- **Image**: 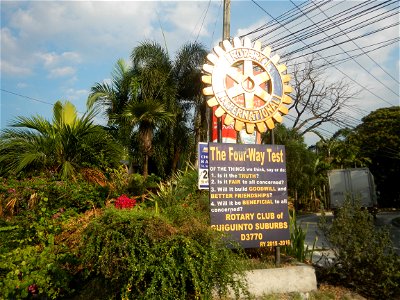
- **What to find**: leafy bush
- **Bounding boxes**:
[0,176,109,217]
[0,176,48,216]
[148,163,206,209]
[0,196,73,255]
[0,244,73,299]
[0,195,77,299]
[126,173,161,197]
[319,199,400,298]
[79,208,249,299]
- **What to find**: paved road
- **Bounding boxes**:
[296,211,400,265]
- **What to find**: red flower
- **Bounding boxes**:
[115,194,137,209]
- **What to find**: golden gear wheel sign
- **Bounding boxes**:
[202,37,292,134]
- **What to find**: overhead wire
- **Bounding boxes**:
[288,0,399,97]
[244,0,373,136]
[0,88,87,118]
[252,0,376,48]
[249,0,397,108]
[252,0,335,43]
[194,0,213,43]
[247,0,398,137]
[241,1,360,139]
[265,0,395,51]
[1,89,54,106]
[280,9,399,57]
[286,37,400,68]
[209,0,223,50]
[241,0,318,38]
[310,0,400,85]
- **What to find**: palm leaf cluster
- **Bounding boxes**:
[0,101,121,179]
[88,41,208,178]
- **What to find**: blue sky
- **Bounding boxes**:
[1,0,399,145]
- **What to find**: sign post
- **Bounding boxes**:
[208,143,290,248]
[201,37,292,259]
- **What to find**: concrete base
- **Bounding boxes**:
[244,265,317,296]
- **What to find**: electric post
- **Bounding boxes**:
[217,0,231,143]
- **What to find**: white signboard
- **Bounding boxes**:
[198,142,209,189]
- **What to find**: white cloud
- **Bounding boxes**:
[1,1,219,78]
[36,51,81,68]
[48,66,76,78]
[64,88,88,101]
[0,60,32,76]
[1,28,34,76]
[163,2,215,38]
[17,82,29,88]
[3,2,159,70]
[1,0,398,141]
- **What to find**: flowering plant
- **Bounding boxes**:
[115,194,137,209]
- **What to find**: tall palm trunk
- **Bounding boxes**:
[143,155,149,178]
[141,127,153,179]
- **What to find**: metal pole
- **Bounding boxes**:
[275,245,281,266]
[223,0,230,40]
[271,129,275,145]
[271,128,280,266]
[218,0,230,143]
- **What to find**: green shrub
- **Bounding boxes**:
[0,176,109,217]
[148,164,207,210]
[319,199,400,299]
[0,243,73,299]
[79,208,249,299]
[0,176,48,216]
[0,196,78,299]
[0,197,75,256]
[126,173,161,197]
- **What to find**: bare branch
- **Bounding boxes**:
[288,56,358,136]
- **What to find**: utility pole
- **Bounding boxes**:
[217,0,231,143]
[223,0,230,41]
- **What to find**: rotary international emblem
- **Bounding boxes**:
[202,37,292,134]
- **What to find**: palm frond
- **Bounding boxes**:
[60,160,77,180]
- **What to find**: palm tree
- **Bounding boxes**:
[86,41,207,178]
[149,42,208,175]
[122,101,174,178]
[87,59,135,150]
[173,42,208,147]
[128,41,177,177]
[0,101,121,179]
[169,42,208,173]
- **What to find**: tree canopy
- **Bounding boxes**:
[351,106,400,207]
[87,41,208,178]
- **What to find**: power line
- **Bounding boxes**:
[246,0,397,138]
[248,0,314,35]
[1,88,54,106]
[264,0,397,51]
[286,37,400,68]
[280,13,399,58]
[288,0,399,97]
[310,0,399,85]
[249,0,397,107]
[194,0,213,43]
[254,0,377,48]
